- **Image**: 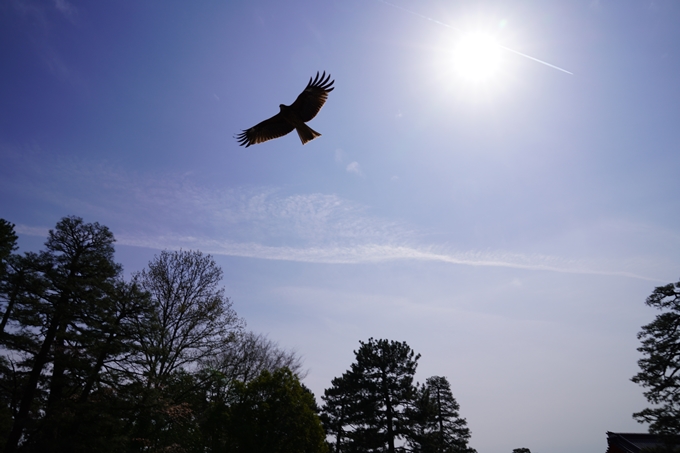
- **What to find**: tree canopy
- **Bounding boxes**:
[321,338,475,453]
[0,217,479,453]
[0,219,18,272]
[632,279,680,436]
[0,216,325,453]
[3,216,127,453]
[222,367,328,453]
[410,376,475,453]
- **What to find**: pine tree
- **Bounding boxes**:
[0,219,20,443]
[411,376,475,453]
[0,219,18,275]
[632,279,680,437]
[0,219,20,335]
[321,338,420,453]
[3,216,124,453]
[321,372,357,453]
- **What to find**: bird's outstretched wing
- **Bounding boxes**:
[289,71,335,123]
[235,113,295,148]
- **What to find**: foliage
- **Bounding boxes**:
[121,249,244,452]
[321,372,357,453]
[409,376,475,453]
[0,218,326,452]
[2,216,131,453]
[349,338,420,453]
[221,368,328,453]
[130,249,244,386]
[322,340,476,453]
[203,330,306,398]
[632,279,680,436]
[0,217,478,453]
[0,219,18,274]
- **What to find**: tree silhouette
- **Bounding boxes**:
[0,219,17,273]
[3,216,123,453]
[321,338,421,453]
[409,376,475,453]
[632,279,680,436]
[223,368,328,453]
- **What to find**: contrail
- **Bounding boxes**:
[374,0,573,75]
[497,46,573,75]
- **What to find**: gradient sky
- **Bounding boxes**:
[2,1,680,452]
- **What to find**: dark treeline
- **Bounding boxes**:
[0,216,476,453]
[320,338,475,453]
[0,217,321,453]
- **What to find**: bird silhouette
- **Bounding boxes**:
[236,71,334,147]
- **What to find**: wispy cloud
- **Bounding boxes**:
[40,47,83,85]
[10,0,48,25]
[2,145,406,246]
[53,0,78,24]
[112,235,665,281]
[10,0,77,24]
[7,0,83,87]
[14,225,50,238]
[3,146,670,282]
[334,148,345,163]
[335,150,364,177]
[346,161,363,176]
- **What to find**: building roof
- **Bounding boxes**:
[607,432,680,453]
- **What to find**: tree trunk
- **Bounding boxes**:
[45,322,68,413]
[0,268,24,336]
[382,369,396,453]
[5,310,63,453]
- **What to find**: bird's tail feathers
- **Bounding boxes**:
[296,124,321,145]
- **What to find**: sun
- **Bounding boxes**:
[453,32,502,82]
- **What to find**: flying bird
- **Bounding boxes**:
[236,71,334,147]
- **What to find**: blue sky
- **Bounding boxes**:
[1,0,680,451]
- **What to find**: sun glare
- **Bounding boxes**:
[453,32,501,82]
